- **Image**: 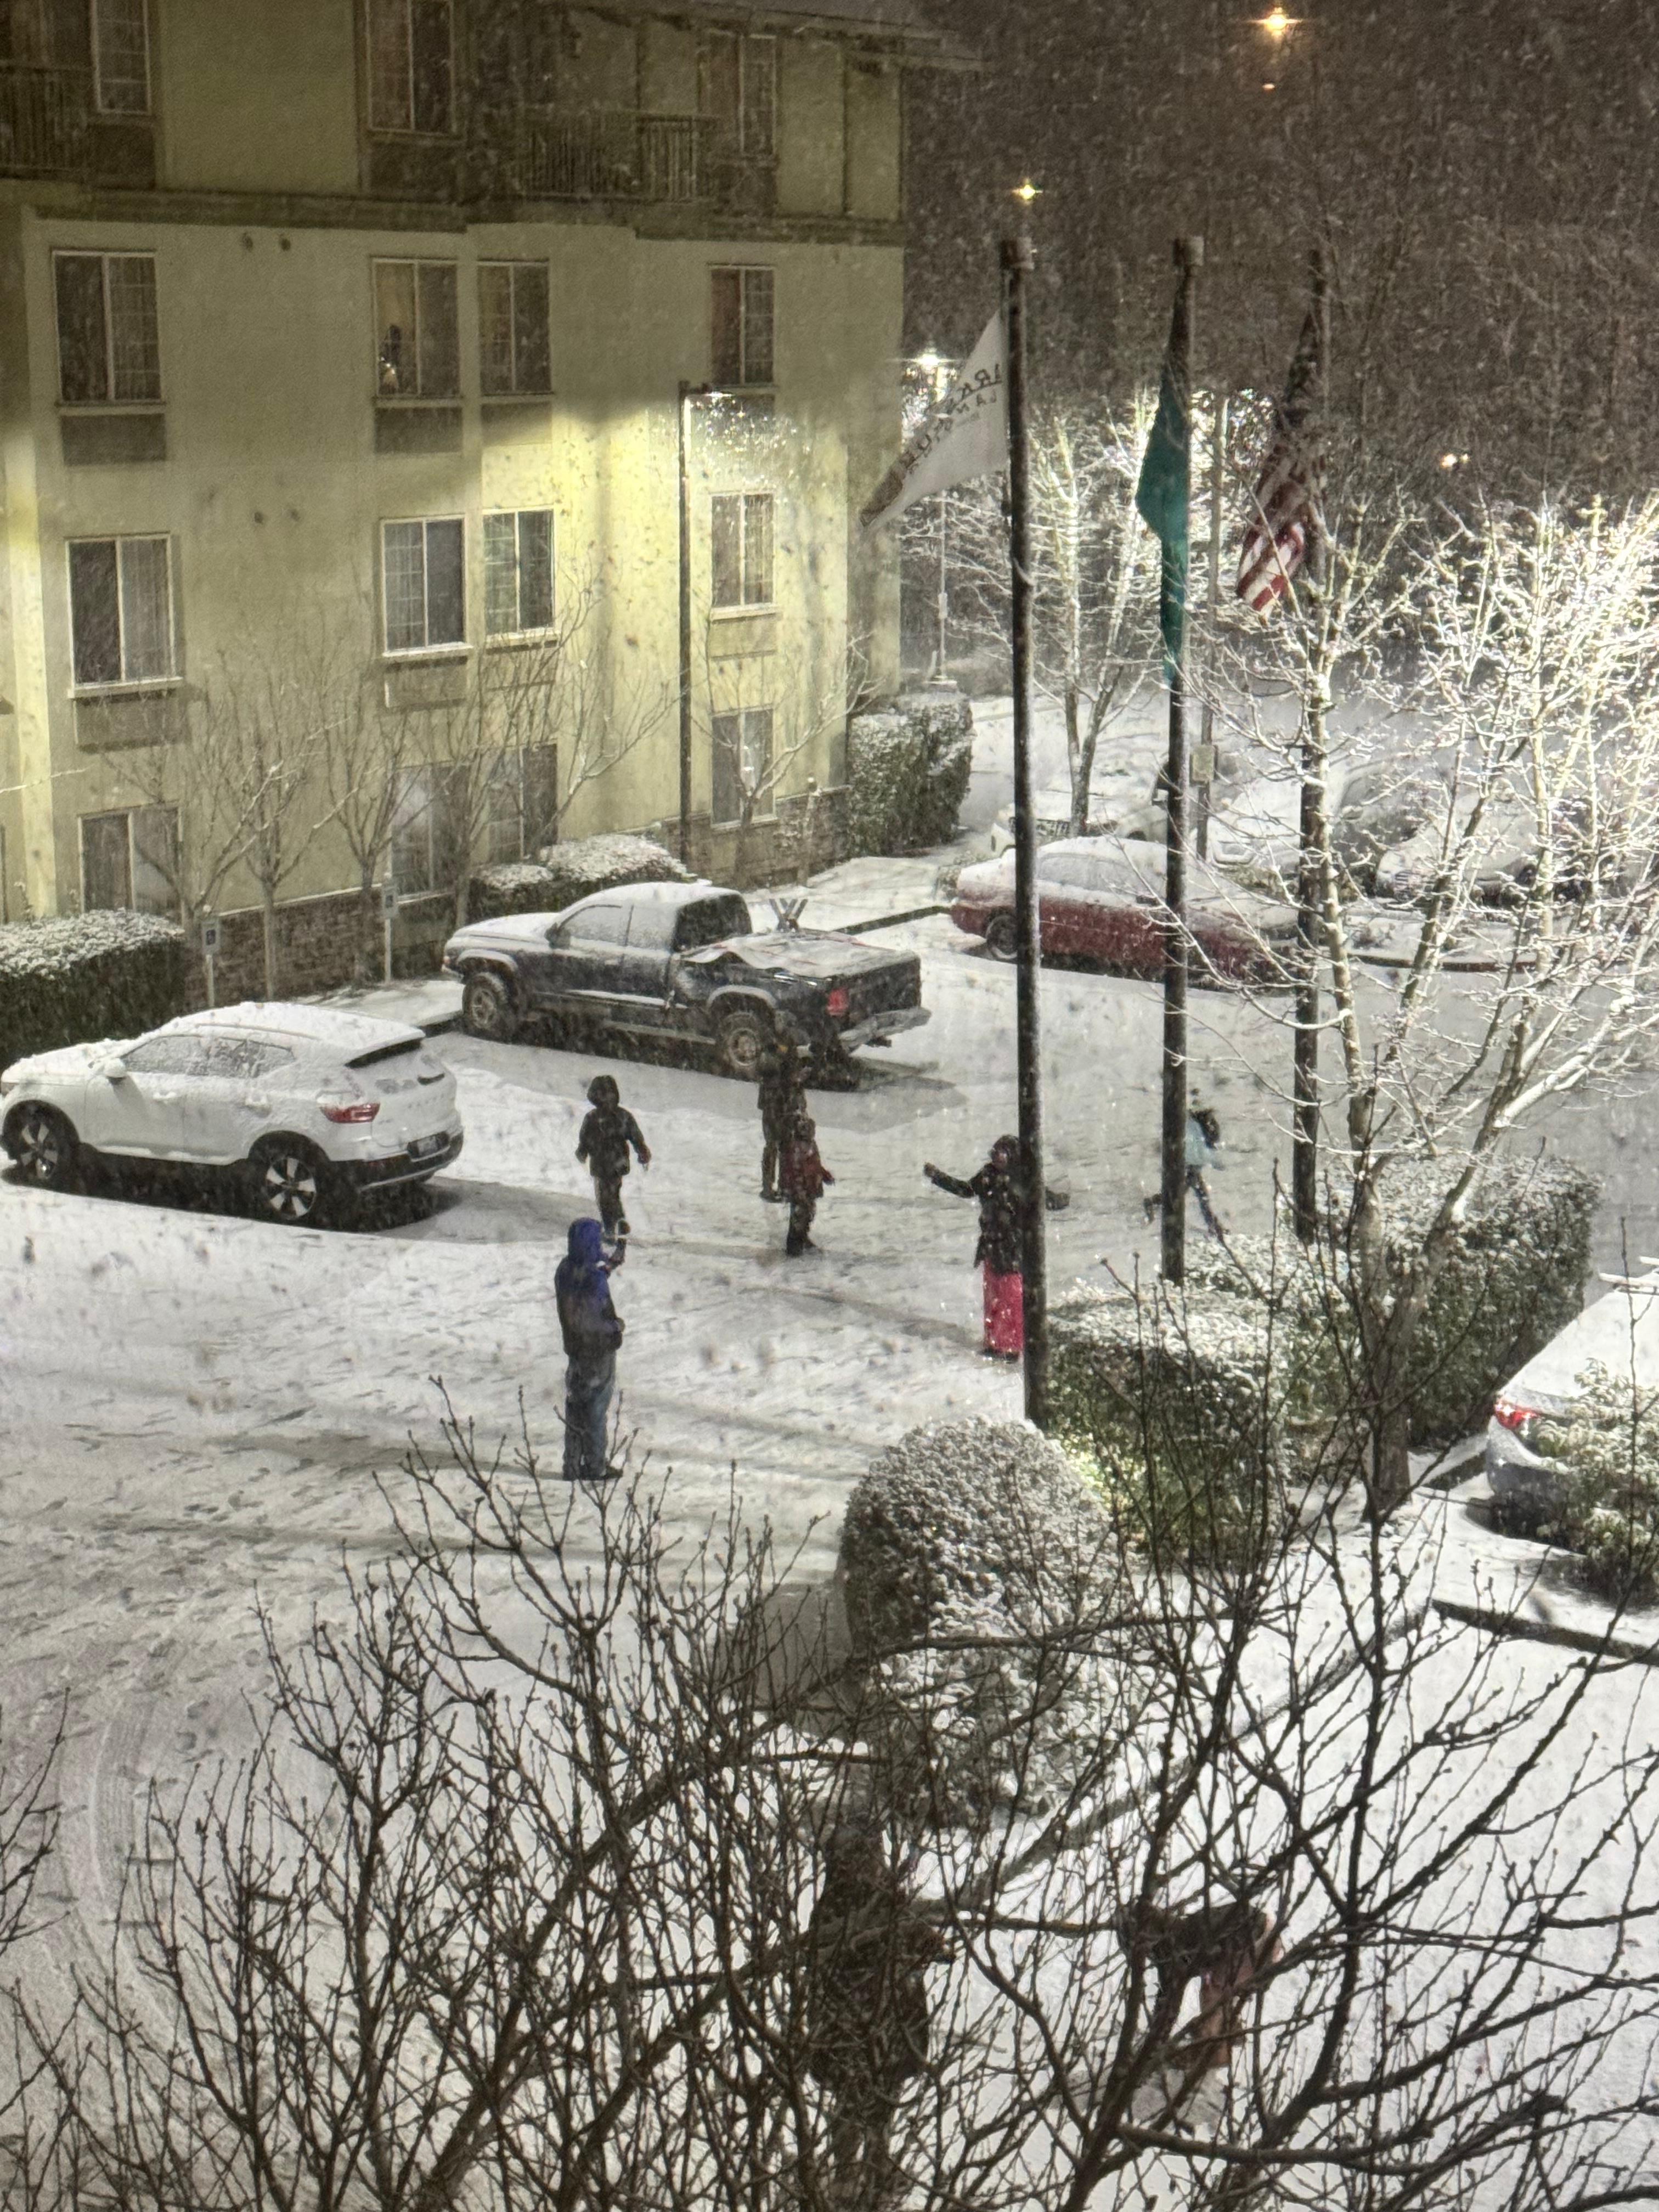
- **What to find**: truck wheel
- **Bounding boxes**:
[462,970,521,1043]
[984,912,1019,962]
[717,1008,770,1080]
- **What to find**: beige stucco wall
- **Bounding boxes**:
[10,202,904,916]
[777,40,845,218]
[845,63,901,223]
[154,0,359,198]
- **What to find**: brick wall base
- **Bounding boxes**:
[180,887,455,1010]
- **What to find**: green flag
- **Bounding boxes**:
[1136,347,1191,679]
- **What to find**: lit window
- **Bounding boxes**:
[382,518,465,654]
[54,253,161,405]
[710,493,774,611]
[367,0,453,135]
[374,259,459,398]
[712,707,775,826]
[710,267,774,388]
[484,510,555,637]
[67,535,173,688]
[92,0,150,115]
[479,263,551,396]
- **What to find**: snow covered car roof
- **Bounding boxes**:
[165,1003,428,1058]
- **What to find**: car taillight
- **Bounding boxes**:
[827,987,851,1019]
[320,1096,380,1124]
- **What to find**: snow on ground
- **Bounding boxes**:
[3,690,1658,2075]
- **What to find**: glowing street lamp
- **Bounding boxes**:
[910,347,958,680]
[1258,7,1295,35]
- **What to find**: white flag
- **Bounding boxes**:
[859,309,1008,538]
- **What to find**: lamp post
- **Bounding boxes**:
[913,347,955,682]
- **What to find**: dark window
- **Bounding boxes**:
[93,0,150,115]
[710,493,774,611]
[374,260,459,399]
[391,764,467,895]
[701,32,775,157]
[710,267,774,389]
[486,743,559,864]
[674,896,749,951]
[483,510,555,637]
[712,707,775,826]
[68,536,173,687]
[80,805,176,915]
[55,254,161,405]
[368,0,453,134]
[479,263,551,397]
[625,902,677,950]
[382,518,465,654]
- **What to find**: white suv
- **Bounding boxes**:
[1,1003,463,1228]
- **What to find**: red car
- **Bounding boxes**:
[949,836,1299,986]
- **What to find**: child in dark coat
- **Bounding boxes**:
[575,1074,651,1240]
[780,1110,833,1256]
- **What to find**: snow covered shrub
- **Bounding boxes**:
[844,694,973,857]
[1534,1363,1659,1606]
[0,911,187,1064]
[1322,1158,1599,1443]
[838,1419,1119,1819]
[1048,1271,1336,1566]
[468,834,690,922]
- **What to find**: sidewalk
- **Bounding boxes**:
[309,973,463,1035]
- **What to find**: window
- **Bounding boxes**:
[122,1035,206,1077]
[367,0,453,135]
[674,894,751,950]
[54,253,161,406]
[390,765,466,895]
[92,0,150,115]
[484,510,555,639]
[486,744,558,863]
[201,1036,295,1080]
[80,805,177,915]
[68,535,174,689]
[712,707,775,826]
[568,904,628,945]
[710,493,775,611]
[382,518,465,656]
[479,263,551,397]
[701,31,776,158]
[710,267,774,389]
[374,261,459,399]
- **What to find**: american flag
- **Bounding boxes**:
[1236,305,1325,613]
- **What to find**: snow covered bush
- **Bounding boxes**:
[1534,1363,1659,1606]
[0,910,187,1064]
[844,693,973,857]
[468,833,690,921]
[837,1419,1119,1819]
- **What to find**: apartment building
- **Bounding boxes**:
[0,0,955,985]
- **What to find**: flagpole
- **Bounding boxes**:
[1291,241,1330,1245]
[1160,236,1202,1286]
[1003,223,1048,1428]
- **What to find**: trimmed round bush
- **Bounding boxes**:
[0,911,187,1065]
[845,694,973,857]
[838,1419,1119,1820]
[1534,1362,1659,1607]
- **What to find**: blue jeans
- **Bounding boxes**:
[562,1351,616,1481]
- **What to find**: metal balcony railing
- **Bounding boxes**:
[0,64,88,177]
[503,109,715,204]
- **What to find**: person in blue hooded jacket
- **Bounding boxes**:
[555,1218,625,1481]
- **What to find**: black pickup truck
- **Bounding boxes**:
[442,882,930,1077]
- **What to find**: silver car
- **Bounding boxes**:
[1,1003,463,1227]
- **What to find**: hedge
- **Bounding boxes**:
[1051,1157,1600,1547]
[0,911,187,1066]
[838,1419,1119,1820]
[1533,1362,1659,1605]
[844,693,974,857]
[469,834,690,922]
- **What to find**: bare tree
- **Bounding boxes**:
[700,637,865,887]
[944,396,1161,834]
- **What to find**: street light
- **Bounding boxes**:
[1257,7,1296,35]
[910,346,956,682]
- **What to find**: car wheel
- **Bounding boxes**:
[462,970,521,1043]
[6,1104,80,1190]
[248,1139,333,1227]
[984,912,1019,962]
[718,1008,771,1080]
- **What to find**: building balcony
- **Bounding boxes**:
[494,108,718,205]
[0,63,88,178]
